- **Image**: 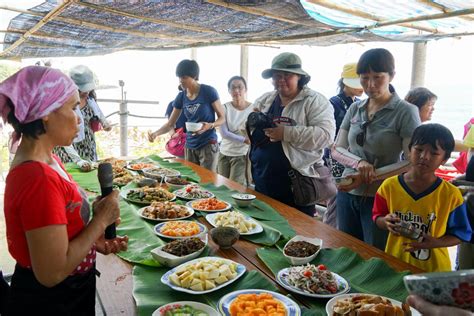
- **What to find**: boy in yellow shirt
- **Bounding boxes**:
[373,123,472,272]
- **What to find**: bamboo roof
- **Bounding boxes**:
[0,0,473,59]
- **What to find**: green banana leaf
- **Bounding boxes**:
[133,267,280,316]
[199,183,296,246]
[256,246,411,316]
[65,163,101,193]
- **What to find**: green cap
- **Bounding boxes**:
[262,52,309,79]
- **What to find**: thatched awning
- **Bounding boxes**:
[0,0,473,59]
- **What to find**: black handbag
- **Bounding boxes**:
[288,165,337,206]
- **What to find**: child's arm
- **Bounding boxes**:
[403,234,461,252]
[375,214,401,235]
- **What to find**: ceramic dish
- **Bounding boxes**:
[283,235,323,265]
[276,267,350,298]
[165,176,196,191]
[150,235,207,267]
[120,188,176,205]
[152,301,219,316]
[404,270,474,311]
[231,193,256,208]
[126,162,157,171]
[161,257,246,294]
[205,212,263,235]
[143,167,181,179]
[174,186,214,201]
[137,203,194,222]
[186,198,232,212]
[326,293,420,316]
[218,289,301,316]
[153,220,207,239]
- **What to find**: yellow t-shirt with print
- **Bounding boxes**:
[373,175,471,272]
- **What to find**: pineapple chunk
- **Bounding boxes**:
[190,281,204,291]
[169,273,181,286]
[181,275,193,288]
[178,270,191,280]
[190,278,201,286]
[204,280,216,290]
[219,264,232,277]
[214,275,228,284]
[207,269,220,279]
[200,271,210,280]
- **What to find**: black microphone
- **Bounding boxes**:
[98,162,116,239]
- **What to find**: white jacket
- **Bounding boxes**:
[253,86,335,177]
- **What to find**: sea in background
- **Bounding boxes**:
[13,38,471,146]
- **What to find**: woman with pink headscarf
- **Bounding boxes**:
[0,66,128,314]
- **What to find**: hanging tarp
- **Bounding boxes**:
[0,0,473,59]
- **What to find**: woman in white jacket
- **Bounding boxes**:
[248,52,336,215]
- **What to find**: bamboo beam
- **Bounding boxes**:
[75,1,220,34]
[416,0,474,21]
[205,0,316,26]
[307,0,441,33]
[0,1,73,57]
[0,4,200,43]
[375,8,474,28]
[0,28,104,45]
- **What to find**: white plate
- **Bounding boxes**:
[152,301,219,316]
[326,293,421,316]
[174,188,215,201]
[276,267,350,298]
[218,289,301,316]
[137,204,194,222]
[126,162,157,171]
[153,221,207,239]
[143,167,181,178]
[120,188,176,205]
[186,199,232,212]
[205,212,263,235]
[161,256,246,294]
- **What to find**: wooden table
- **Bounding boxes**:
[96,159,423,315]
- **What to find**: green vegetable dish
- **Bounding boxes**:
[163,305,208,316]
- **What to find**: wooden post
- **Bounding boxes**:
[410,41,427,88]
[240,44,249,81]
[191,48,197,60]
[119,80,128,156]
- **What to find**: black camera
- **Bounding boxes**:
[246,112,275,130]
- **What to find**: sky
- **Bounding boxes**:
[1,1,473,138]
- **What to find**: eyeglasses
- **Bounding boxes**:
[356,120,371,146]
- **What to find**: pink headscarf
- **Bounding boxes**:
[0,66,77,150]
[0,65,77,124]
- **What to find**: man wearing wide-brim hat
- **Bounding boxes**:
[247,52,337,216]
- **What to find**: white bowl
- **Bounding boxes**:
[231,193,256,208]
[404,270,474,311]
[185,122,203,132]
[283,235,323,265]
[150,235,207,267]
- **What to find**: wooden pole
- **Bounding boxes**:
[240,44,248,82]
[190,48,197,60]
[410,41,427,88]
